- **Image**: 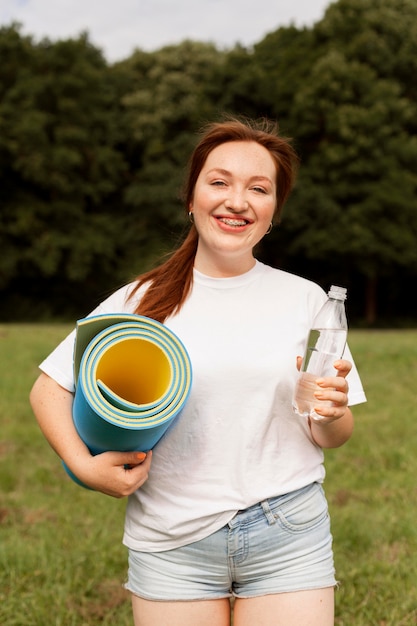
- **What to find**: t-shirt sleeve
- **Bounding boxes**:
[39,328,77,392]
[343,343,367,406]
[38,282,140,392]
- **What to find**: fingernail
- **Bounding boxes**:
[136,452,146,461]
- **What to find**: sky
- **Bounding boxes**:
[0,0,333,62]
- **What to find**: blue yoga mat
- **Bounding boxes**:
[64,313,192,487]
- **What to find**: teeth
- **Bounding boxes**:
[219,218,247,226]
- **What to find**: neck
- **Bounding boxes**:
[193,250,256,278]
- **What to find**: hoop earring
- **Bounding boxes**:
[188,211,194,224]
[266,222,273,235]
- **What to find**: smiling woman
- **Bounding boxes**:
[189,140,277,276]
[30,115,366,626]
[130,117,298,321]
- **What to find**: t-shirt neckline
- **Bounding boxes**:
[193,260,263,289]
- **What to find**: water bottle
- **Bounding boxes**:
[292,285,348,419]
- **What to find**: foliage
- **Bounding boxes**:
[253,0,417,323]
[287,0,417,266]
[119,41,226,262]
[0,26,133,317]
[0,0,416,323]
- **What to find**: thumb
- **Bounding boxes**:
[334,359,352,378]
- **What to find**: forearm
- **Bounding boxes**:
[309,407,354,448]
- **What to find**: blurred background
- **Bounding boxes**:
[1,0,416,326]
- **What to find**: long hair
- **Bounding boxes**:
[129,116,299,322]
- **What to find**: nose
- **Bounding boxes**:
[224,189,248,213]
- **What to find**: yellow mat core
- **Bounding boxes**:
[95,338,172,405]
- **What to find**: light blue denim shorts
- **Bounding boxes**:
[125,482,336,600]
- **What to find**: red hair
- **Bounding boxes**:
[129,117,299,322]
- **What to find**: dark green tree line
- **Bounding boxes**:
[0,25,134,316]
[250,0,417,323]
[0,0,416,324]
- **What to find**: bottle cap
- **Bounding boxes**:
[328,285,347,301]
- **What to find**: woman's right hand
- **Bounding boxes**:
[74,449,153,497]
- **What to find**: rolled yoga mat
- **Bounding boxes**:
[64,313,192,487]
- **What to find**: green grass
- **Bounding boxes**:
[0,324,132,626]
[325,330,417,625]
[1,325,417,625]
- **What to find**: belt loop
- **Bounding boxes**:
[261,499,276,525]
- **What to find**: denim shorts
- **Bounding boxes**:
[125,482,336,600]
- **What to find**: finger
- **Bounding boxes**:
[125,450,153,471]
[108,450,148,468]
[317,374,348,392]
[122,451,153,491]
[296,356,303,371]
[333,376,349,395]
[333,359,352,377]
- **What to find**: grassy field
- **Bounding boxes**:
[1,324,416,625]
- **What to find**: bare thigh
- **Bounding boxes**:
[131,594,231,626]
[233,587,334,626]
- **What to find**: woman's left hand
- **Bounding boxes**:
[296,357,354,448]
[310,358,351,424]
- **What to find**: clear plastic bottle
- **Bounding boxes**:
[292,285,348,419]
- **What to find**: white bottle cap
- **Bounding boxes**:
[328,285,347,300]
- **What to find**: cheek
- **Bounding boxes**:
[259,202,276,223]
[190,190,213,215]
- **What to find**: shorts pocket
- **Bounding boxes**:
[274,483,329,534]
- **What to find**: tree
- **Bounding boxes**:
[0,26,132,316]
[1,3,416,324]
[251,25,321,125]
[263,0,417,323]
[203,43,275,120]
[118,41,227,269]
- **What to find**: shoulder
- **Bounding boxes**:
[256,261,325,297]
[93,280,150,315]
[254,262,328,320]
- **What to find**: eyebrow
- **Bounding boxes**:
[206,168,273,183]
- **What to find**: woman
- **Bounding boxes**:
[30,117,366,626]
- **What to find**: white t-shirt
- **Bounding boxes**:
[40,261,366,551]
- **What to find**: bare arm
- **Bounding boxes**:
[29,372,152,497]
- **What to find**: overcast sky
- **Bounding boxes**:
[1,0,333,62]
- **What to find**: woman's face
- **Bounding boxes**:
[189,140,277,276]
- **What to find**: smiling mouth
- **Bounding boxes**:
[217,217,250,226]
